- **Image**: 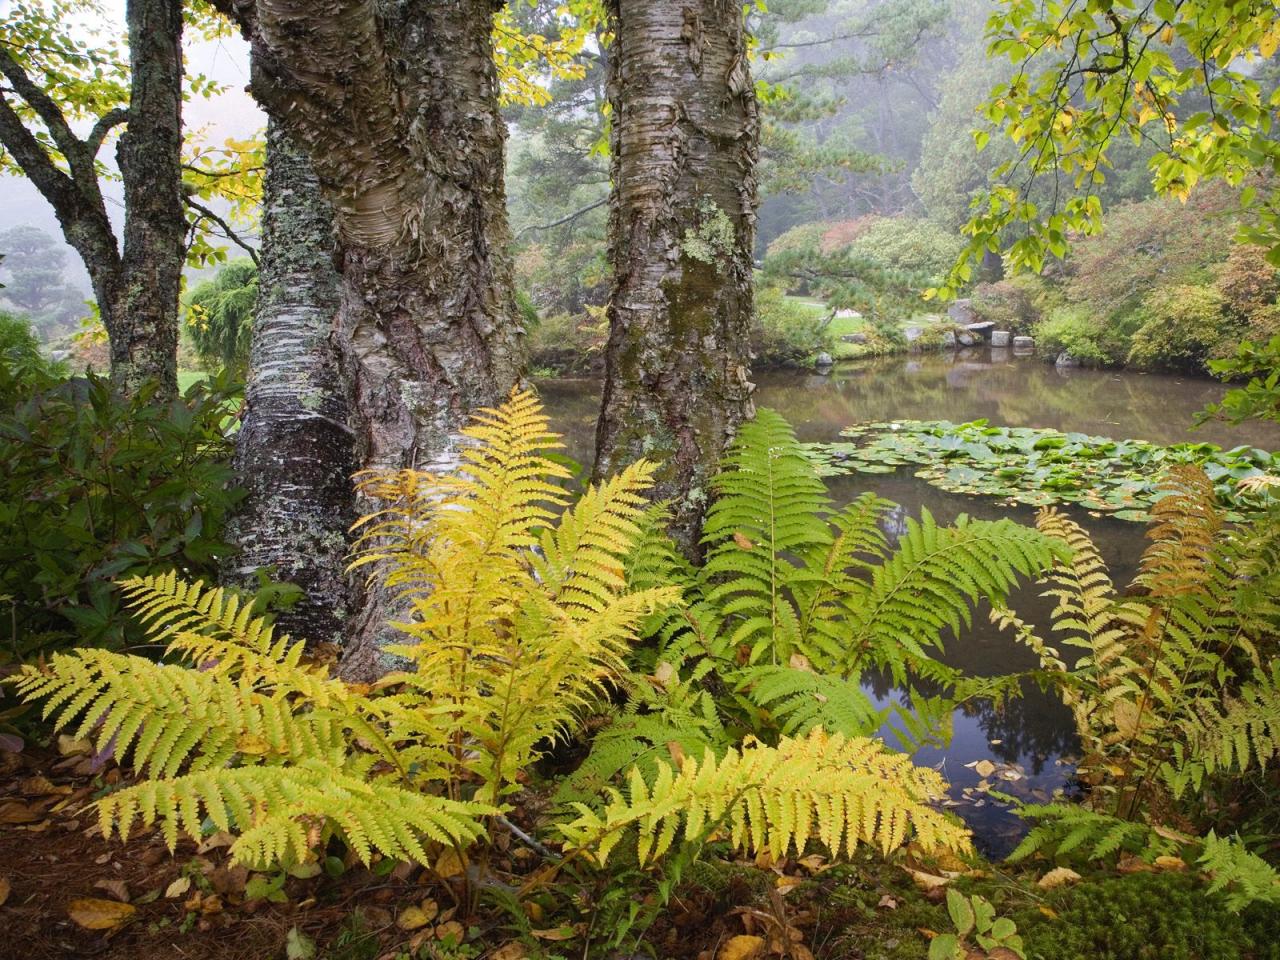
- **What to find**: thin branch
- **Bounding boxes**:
[185,196,260,267]
[86,107,129,156]
[0,46,86,165]
[515,197,607,238]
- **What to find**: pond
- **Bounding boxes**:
[535,350,1280,855]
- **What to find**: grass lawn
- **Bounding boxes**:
[178,370,208,391]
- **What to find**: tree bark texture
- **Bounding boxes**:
[111,0,185,396]
[212,0,524,676]
[594,0,760,556]
[216,0,523,473]
[0,0,185,398]
[227,121,354,646]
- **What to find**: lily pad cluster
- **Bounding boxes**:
[810,419,1280,521]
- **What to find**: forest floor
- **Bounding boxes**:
[0,736,964,960]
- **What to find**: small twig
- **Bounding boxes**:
[499,815,560,861]
[184,196,260,267]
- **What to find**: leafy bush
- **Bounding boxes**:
[1127,284,1236,372]
[970,276,1045,333]
[0,371,242,654]
[525,307,607,375]
[0,310,64,392]
[844,216,966,285]
[184,259,257,376]
[752,286,830,366]
[1033,304,1128,366]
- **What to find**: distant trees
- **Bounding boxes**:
[593,0,761,555]
[0,0,186,396]
[184,259,256,376]
[0,225,86,336]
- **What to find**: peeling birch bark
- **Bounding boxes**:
[594,0,760,557]
[211,0,524,675]
[228,122,353,646]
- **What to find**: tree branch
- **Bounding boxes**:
[0,47,87,167]
[515,197,607,238]
[86,107,130,156]
[185,196,261,267]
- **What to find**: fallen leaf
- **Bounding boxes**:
[165,877,191,898]
[718,934,766,960]
[434,848,465,880]
[397,899,439,931]
[1037,867,1082,890]
[531,926,577,941]
[285,926,316,960]
[733,532,755,551]
[67,898,136,930]
[93,879,130,902]
[1038,905,1059,920]
[0,876,10,906]
[1154,855,1187,872]
[57,735,91,757]
[906,868,951,891]
[973,759,996,778]
[435,920,465,942]
[489,944,528,960]
[789,653,812,672]
[878,894,898,910]
[0,802,40,824]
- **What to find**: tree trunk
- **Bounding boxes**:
[227,121,354,646]
[594,0,760,556]
[110,0,185,398]
[213,0,524,676]
[0,0,184,399]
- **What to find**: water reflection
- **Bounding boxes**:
[535,352,1280,854]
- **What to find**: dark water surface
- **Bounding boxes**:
[536,352,1280,854]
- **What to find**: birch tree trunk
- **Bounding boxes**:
[227,122,353,645]
[212,0,523,675]
[594,0,760,556]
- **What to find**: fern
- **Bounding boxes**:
[735,665,886,738]
[1005,803,1176,864]
[1198,831,1280,911]
[559,727,971,867]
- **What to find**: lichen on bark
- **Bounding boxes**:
[594,0,761,557]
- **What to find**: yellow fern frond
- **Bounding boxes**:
[559,727,970,867]
[99,762,494,869]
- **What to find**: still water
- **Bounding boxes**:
[536,351,1280,854]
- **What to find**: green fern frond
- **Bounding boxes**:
[1198,831,1280,911]
[560,727,970,867]
[843,512,1065,683]
[735,665,886,738]
[1005,803,1175,864]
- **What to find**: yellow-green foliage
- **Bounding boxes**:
[15,391,972,877]
[997,467,1280,814]
[558,727,970,867]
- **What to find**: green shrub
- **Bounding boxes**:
[1127,284,1237,372]
[845,216,966,286]
[1033,305,1128,366]
[752,286,830,365]
[525,307,607,375]
[1012,872,1280,960]
[184,260,257,376]
[970,276,1046,333]
[0,310,64,394]
[0,371,243,656]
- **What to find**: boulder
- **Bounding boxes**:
[1012,335,1035,351]
[842,332,869,344]
[958,331,979,347]
[941,330,957,349]
[990,330,1011,348]
[947,299,976,325]
[1055,351,1081,368]
[814,352,834,371]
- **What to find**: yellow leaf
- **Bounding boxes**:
[1154,856,1187,872]
[906,868,951,891]
[531,926,577,941]
[718,934,766,960]
[973,759,996,778]
[236,733,272,755]
[398,899,439,930]
[1037,867,1082,889]
[1038,905,1059,920]
[435,920,465,942]
[165,877,191,899]
[733,532,755,550]
[68,898,137,930]
[0,876,10,906]
[489,944,528,960]
[434,849,465,880]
